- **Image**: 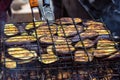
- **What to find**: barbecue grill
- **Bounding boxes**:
[0,0,120,80]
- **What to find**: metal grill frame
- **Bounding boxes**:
[0,1,120,80]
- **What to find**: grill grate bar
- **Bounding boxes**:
[1,0,120,80]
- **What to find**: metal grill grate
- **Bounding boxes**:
[0,0,120,80]
[1,60,120,80]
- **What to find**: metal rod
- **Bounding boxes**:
[30,8,42,57]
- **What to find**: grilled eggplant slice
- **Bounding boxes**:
[72,30,99,42]
[84,20,104,26]
[32,25,57,38]
[97,39,115,48]
[105,51,120,59]
[87,24,105,30]
[1,54,16,69]
[87,24,110,35]
[94,48,117,58]
[46,44,75,55]
[55,44,75,53]
[46,44,75,54]
[74,51,89,62]
[5,58,17,69]
[95,37,117,58]
[25,21,46,30]
[56,17,82,24]
[40,35,72,44]
[94,30,110,35]
[4,24,19,36]
[74,50,93,62]
[8,47,37,60]
[5,35,36,45]
[80,30,99,39]
[39,54,58,64]
[75,39,94,48]
[58,25,83,37]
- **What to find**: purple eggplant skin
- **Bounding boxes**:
[104,51,120,59]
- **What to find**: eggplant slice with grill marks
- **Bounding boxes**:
[39,54,58,64]
[56,17,82,25]
[25,21,46,30]
[72,30,99,42]
[94,39,118,58]
[5,35,36,45]
[8,47,37,60]
[1,54,17,69]
[83,20,104,26]
[32,25,57,38]
[87,24,110,35]
[4,58,17,69]
[96,39,115,48]
[46,44,75,54]
[54,44,75,54]
[57,25,83,37]
[75,39,95,48]
[94,48,118,58]
[40,35,72,44]
[80,30,99,39]
[4,24,19,36]
[74,51,89,62]
[74,50,94,62]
